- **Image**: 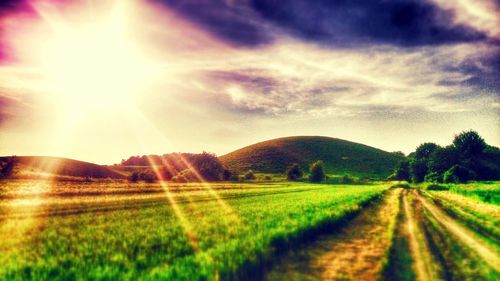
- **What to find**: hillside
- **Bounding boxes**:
[220,136,404,178]
[0,156,125,179]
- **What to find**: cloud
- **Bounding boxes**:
[173,42,499,117]
[158,0,489,48]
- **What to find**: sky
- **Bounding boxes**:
[0,0,499,164]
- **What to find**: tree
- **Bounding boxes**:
[414,143,440,160]
[0,157,16,179]
[286,163,303,181]
[443,165,476,183]
[391,160,410,182]
[191,152,225,181]
[410,159,427,183]
[427,146,459,178]
[128,171,139,182]
[453,130,486,158]
[309,160,325,183]
[244,170,256,180]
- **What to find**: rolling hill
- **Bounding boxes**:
[0,156,125,179]
[220,136,404,178]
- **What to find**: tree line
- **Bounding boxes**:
[389,130,499,183]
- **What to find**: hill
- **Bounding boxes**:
[220,136,404,178]
[0,156,125,179]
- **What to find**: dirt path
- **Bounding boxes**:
[403,191,428,281]
[264,188,402,281]
[416,191,500,270]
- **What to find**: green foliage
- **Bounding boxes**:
[424,172,442,183]
[397,130,500,183]
[244,170,256,180]
[410,159,427,183]
[414,142,440,160]
[286,163,303,181]
[308,160,325,183]
[425,184,450,191]
[443,165,476,183]
[453,130,486,158]
[219,136,404,179]
[390,160,410,182]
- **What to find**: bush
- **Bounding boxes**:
[140,170,157,183]
[0,157,16,179]
[191,152,225,181]
[424,172,442,183]
[443,165,476,183]
[309,160,325,183]
[410,159,427,183]
[341,175,355,184]
[244,170,256,181]
[128,171,139,182]
[286,163,303,181]
[264,175,272,181]
[389,160,410,182]
[426,184,449,191]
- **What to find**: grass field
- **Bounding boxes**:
[1,180,498,280]
[0,180,388,280]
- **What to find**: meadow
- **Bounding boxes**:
[0,180,388,280]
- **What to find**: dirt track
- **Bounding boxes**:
[263,187,499,280]
[265,189,401,281]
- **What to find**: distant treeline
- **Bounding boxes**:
[389,130,500,183]
[121,152,238,182]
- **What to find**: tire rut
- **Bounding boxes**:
[264,188,401,281]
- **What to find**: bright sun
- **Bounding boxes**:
[32,1,155,111]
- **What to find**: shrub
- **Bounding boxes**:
[443,165,476,183]
[140,170,157,183]
[410,159,427,183]
[424,172,442,183]
[341,175,355,184]
[0,157,16,179]
[309,160,325,183]
[389,160,410,182]
[264,175,272,181]
[244,170,256,181]
[286,163,303,181]
[128,171,139,182]
[426,184,449,191]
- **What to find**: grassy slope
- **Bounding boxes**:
[220,136,403,178]
[0,156,125,179]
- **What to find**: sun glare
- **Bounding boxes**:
[7,0,159,113]
[39,2,154,110]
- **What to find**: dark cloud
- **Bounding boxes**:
[441,48,500,93]
[154,0,273,46]
[157,0,487,48]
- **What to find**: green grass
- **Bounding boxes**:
[220,136,403,179]
[422,182,500,246]
[448,182,500,205]
[420,206,499,280]
[0,180,389,280]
